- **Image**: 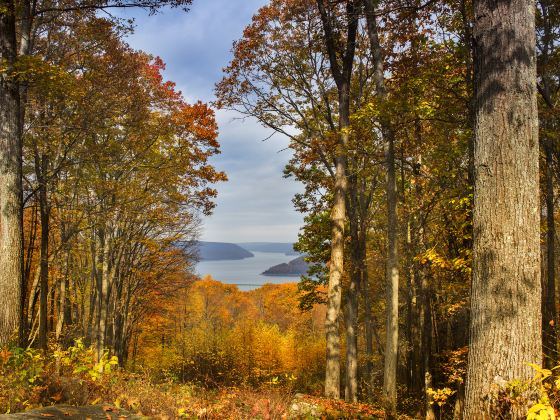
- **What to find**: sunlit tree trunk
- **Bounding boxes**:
[316,0,358,399]
[464,0,542,416]
[0,0,23,346]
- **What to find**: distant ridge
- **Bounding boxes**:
[238,242,299,256]
[196,241,254,261]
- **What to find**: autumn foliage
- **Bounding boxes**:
[134,277,326,392]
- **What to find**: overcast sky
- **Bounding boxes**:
[118,1,304,243]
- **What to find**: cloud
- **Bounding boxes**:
[117,1,304,242]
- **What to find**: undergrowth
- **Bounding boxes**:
[0,340,387,419]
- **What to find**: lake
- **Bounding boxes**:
[195,251,301,291]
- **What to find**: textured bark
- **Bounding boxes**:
[463,0,542,417]
[324,153,346,398]
[0,0,23,346]
[316,0,358,399]
[363,0,399,412]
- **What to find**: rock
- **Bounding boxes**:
[0,405,149,420]
[288,396,322,419]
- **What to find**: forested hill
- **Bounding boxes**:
[237,242,299,255]
[262,256,309,276]
[197,241,254,260]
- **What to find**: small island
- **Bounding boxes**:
[262,256,309,276]
[197,241,254,261]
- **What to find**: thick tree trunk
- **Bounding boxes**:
[0,0,23,346]
[463,0,542,417]
[324,151,347,398]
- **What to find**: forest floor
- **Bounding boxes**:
[0,390,390,419]
[0,345,393,419]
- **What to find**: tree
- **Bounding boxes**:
[463,0,542,417]
[536,0,560,370]
[315,0,359,400]
[362,0,399,411]
[0,0,23,346]
[0,0,193,348]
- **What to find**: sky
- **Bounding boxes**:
[117,1,304,243]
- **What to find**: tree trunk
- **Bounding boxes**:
[384,131,399,414]
[21,202,38,346]
[422,270,435,420]
[363,249,375,402]
[537,0,557,371]
[363,1,399,412]
[95,225,104,358]
[324,114,348,399]
[0,0,23,346]
[36,153,49,350]
[464,0,542,417]
[345,191,360,402]
[97,226,110,362]
[315,0,358,399]
[543,134,557,369]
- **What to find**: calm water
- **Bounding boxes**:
[196,251,301,291]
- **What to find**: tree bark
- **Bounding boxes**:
[0,0,23,346]
[464,0,542,417]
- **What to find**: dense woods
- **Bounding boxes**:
[0,0,559,418]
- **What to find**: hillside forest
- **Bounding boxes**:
[0,0,558,418]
